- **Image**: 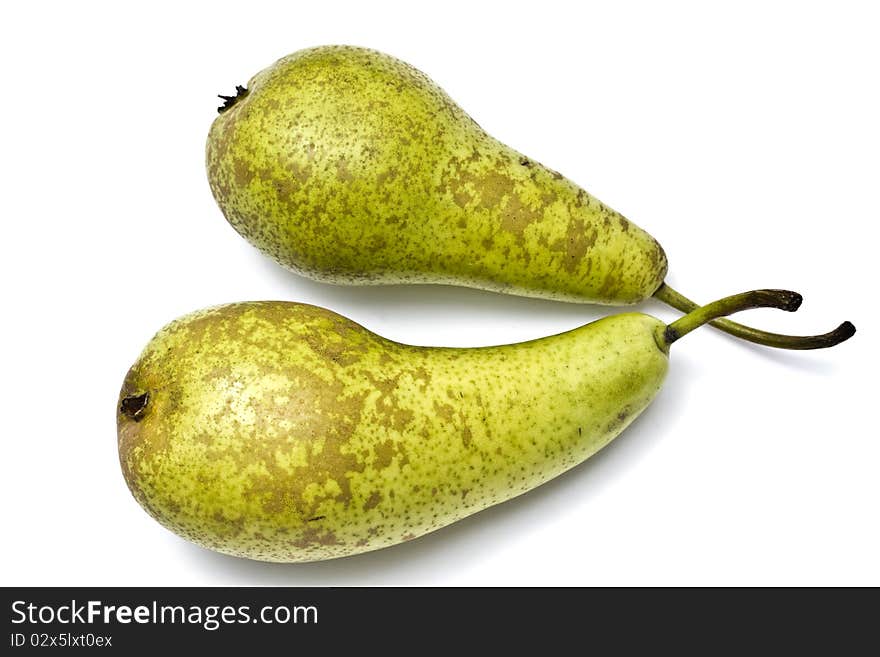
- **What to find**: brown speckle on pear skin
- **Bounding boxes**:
[117,302,669,562]
[205,46,669,306]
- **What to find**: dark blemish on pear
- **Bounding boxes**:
[120,392,149,421]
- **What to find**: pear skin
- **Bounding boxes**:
[118,302,668,562]
[206,46,667,305]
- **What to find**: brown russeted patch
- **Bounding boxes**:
[499,194,543,241]
[374,439,395,469]
[362,491,382,511]
[550,217,598,274]
[290,524,340,548]
[433,400,455,423]
[232,157,255,187]
[363,370,415,431]
[477,170,515,209]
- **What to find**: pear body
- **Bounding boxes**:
[206,46,667,305]
[118,302,668,562]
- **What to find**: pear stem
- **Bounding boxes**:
[663,289,805,347]
[654,283,855,350]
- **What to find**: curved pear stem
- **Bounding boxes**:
[654,283,855,350]
[664,289,806,348]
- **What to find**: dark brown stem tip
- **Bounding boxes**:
[830,321,856,345]
[786,320,855,350]
[756,289,802,312]
[777,290,803,312]
[120,392,149,421]
[217,85,248,114]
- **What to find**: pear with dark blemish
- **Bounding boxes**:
[206,45,852,351]
[119,290,813,562]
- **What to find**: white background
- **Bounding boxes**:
[2,1,877,586]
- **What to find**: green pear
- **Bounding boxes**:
[206,46,852,350]
[207,46,664,304]
[118,289,807,562]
